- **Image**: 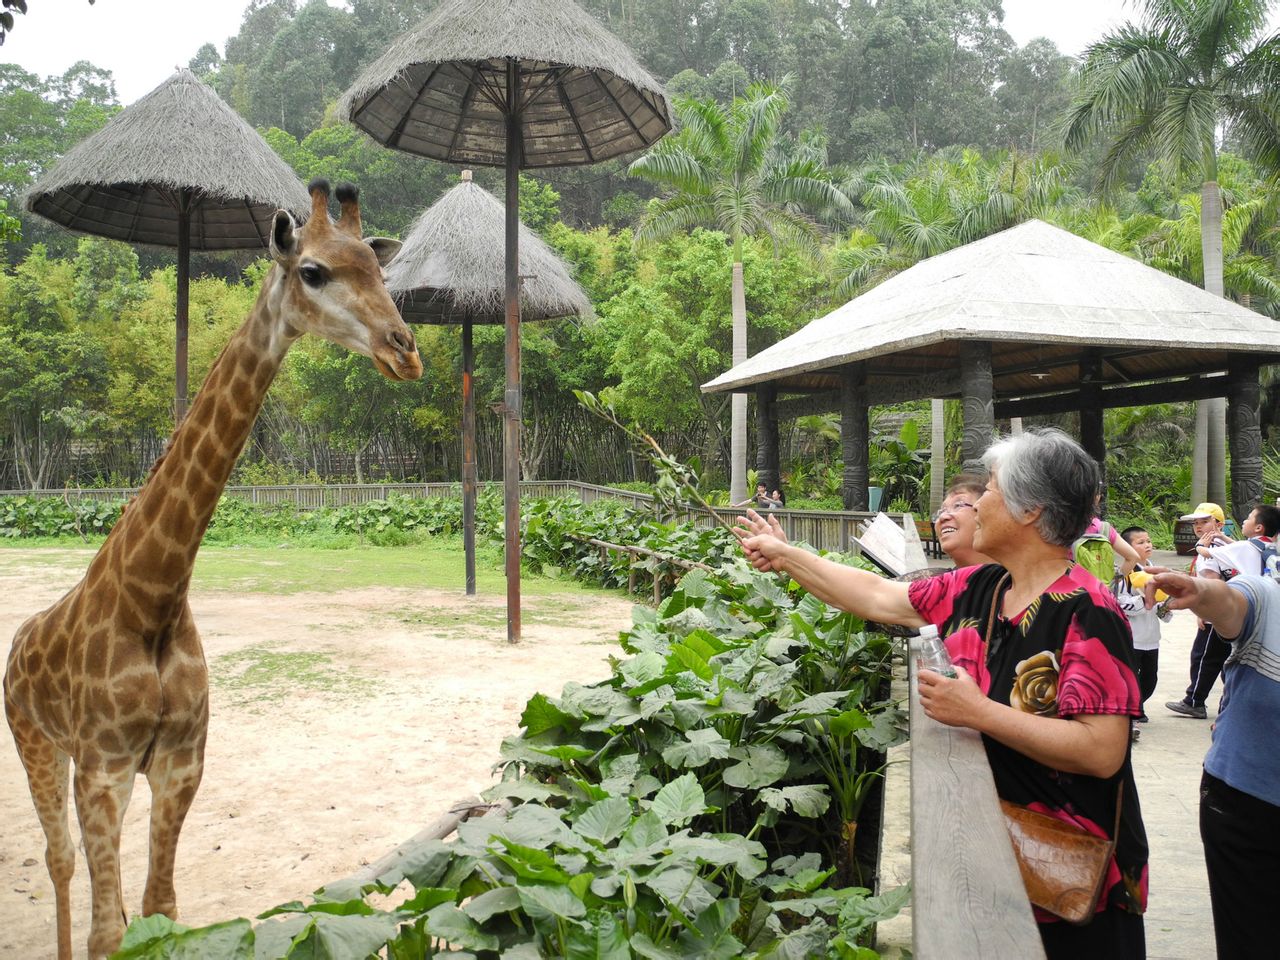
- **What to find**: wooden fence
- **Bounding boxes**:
[902,649,1043,958]
[3,481,928,556]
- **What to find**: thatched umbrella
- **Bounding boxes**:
[389,169,590,594]
[22,68,310,421]
[338,0,670,642]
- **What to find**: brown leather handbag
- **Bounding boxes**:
[999,789,1121,924]
[981,573,1123,925]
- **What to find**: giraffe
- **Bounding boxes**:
[3,179,422,960]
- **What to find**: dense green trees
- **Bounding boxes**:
[1066,0,1280,507]
[630,75,850,502]
[2,0,1280,518]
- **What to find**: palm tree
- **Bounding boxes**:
[835,148,1077,298]
[629,76,852,504]
[1064,0,1280,507]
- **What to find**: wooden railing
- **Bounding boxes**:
[903,652,1043,958]
[3,482,909,556]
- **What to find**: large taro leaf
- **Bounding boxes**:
[722,743,790,790]
[520,692,581,737]
[619,650,666,688]
[278,912,401,959]
[758,784,832,818]
[644,865,719,921]
[573,797,634,845]
[516,882,588,922]
[492,838,572,884]
[672,897,744,960]
[423,903,500,952]
[565,909,632,960]
[113,917,253,959]
[661,728,731,770]
[461,886,521,924]
[612,810,669,868]
[667,834,767,880]
[649,772,709,826]
[854,705,909,751]
[599,751,643,796]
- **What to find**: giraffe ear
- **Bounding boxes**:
[365,237,401,268]
[270,210,299,261]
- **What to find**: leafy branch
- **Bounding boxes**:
[575,389,740,537]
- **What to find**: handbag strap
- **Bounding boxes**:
[982,571,1012,661]
[983,569,1127,845]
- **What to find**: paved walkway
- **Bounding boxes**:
[879,548,1219,958]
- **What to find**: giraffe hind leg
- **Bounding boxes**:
[142,743,205,920]
[5,701,76,960]
[73,761,136,959]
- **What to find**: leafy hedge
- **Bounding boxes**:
[117,557,906,959]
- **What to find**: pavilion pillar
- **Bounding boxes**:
[840,362,869,511]
[960,341,994,472]
[1079,350,1106,509]
[1227,356,1263,523]
[755,382,780,496]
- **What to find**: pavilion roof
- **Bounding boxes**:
[703,219,1280,399]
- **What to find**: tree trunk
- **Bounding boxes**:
[730,258,748,504]
[1200,179,1227,507]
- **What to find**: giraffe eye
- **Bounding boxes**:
[299,264,327,288]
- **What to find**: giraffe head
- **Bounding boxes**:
[269,179,423,382]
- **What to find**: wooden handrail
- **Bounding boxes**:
[906,654,1043,958]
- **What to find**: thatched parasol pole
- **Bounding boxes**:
[175,188,192,422]
[503,57,523,643]
[462,312,477,596]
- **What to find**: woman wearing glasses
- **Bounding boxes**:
[933,473,992,568]
[738,428,1147,959]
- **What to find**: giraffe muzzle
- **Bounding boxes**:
[373,327,423,382]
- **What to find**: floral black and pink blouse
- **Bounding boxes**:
[908,562,1149,920]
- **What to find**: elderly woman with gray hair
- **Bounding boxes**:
[739,428,1148,959]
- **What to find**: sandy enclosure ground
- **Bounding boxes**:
[0,548,633,959]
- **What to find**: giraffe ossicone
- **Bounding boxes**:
[3,179,421,960]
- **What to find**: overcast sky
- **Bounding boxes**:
[4,0,1278,105]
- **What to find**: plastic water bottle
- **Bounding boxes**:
[915,624,956,678]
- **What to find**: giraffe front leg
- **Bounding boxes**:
[142,744,205,920]
[5,703,76,960]
[73,762,136,960]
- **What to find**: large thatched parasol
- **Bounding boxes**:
[339,0,670,642]
[389,169,590,594]
[22,68,310,421]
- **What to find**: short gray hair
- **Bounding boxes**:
[980,428,1099,547]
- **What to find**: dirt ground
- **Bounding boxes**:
[0,549,632,959]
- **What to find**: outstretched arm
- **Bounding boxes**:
[739,526,924,628]
[1148,571,1248,638]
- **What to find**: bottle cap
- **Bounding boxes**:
[918,624,939,640]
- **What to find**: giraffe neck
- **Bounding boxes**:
[90,267,298,612]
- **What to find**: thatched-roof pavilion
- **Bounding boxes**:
[338,0,670,642]
[388,172,591,325]
[22,69,310,420]
[703,219,1280,520]
[389,170,590,594]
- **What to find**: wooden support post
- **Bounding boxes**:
[960,341,994,472]
[1228,356,1263,523]
[756,382,780,494]
[840,362,869,511]
[1079,349,1106,510]
[502,58,523,644]
[175,189,192,424]
[461,316,477,596]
